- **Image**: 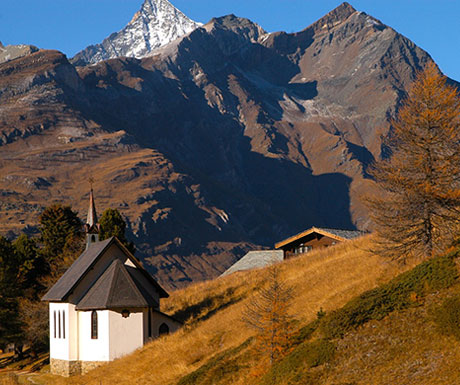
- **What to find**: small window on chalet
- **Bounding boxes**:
[53,311,56,339]
[91,311,98,339]
[91,235,96,242]
[295,244,313,254]
[159,323,169,336]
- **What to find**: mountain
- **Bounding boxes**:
[0,41,38,64]
[0,3,458,288]
[72,0,201,65]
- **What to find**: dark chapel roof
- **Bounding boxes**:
[76,259,159,310]
[42,237,168,303]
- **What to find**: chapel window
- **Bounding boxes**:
[91,311,98,339]
[58,311,61,339]
[62,311,65,339]
[159,323,169,336]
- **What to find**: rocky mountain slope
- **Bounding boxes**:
[72,0,200,65]
[0,3,457,288]
[0,42,38,64]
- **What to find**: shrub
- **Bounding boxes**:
[260,339,335,385]
[289,319,319,347]
[432,295,460,340]
[321,254,458,338]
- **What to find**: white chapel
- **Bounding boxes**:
[42,189,181,376]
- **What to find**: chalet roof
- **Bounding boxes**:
[76,259,159,310]
[42,237,168,302]
[220,250,283,277]
[316,228,365,240]
[275,227,364,249]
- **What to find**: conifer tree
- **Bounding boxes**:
[242,264,294,373]
[39,204,83,265]
[365,62,460,259]
[99,208,135,254]
[0,236,23,352]
[13,234,43,297]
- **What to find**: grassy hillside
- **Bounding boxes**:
[7,236,460,385]
[3,235,410,384]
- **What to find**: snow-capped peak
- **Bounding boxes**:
[72,0,201,65]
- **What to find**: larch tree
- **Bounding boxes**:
[242,264,294,374]
[365,62,460,259]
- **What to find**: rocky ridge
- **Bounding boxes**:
[0,41,38,64]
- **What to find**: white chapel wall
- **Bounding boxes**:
[151,311,182,338]
[108,308,144,360]
[49,303,79,361]
[78,310,110,361]
[67,304,78,361]
[124,258,135,267]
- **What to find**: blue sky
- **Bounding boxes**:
[0,1,458,81]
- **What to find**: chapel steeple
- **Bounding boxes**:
[84,179,100,249]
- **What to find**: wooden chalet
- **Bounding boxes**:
[275,227,364,259]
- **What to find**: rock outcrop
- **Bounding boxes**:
[0,42,39,64]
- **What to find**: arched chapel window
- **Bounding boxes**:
[91,311,98,339]
[58,311,61,338]
[159,323,169,336]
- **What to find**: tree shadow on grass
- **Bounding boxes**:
[171,287,244,325]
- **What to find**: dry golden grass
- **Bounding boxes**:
[34,235,414,385]
[0,375,19,385]
[322,285,460,385]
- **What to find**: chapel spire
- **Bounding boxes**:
[86,188,98,228]
[84,178,101,249]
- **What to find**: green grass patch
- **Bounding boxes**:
[432,294,460,340]
[290,319,320,346]
[177,338,252,385]
[260,339,335,385]
[320,253,459,339]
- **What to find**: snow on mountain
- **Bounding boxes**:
[72,0,201,65]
